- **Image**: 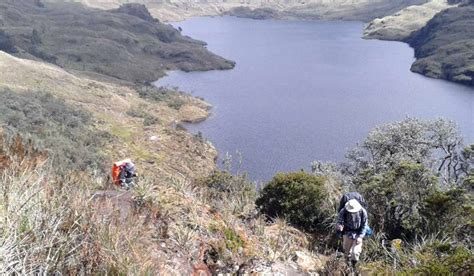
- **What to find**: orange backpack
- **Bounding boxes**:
[111,159,131,186]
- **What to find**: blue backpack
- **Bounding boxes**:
[365,225,373,237]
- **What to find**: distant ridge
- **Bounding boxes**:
[43,0,429,22]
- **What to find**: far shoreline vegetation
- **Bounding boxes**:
[0,0,235,84]
[363,0,474,86]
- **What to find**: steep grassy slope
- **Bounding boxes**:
[0,50,323,275]
[0,0,234,83]
[406,2,474,85]
[45,0,428,22]
[0,50,218,180]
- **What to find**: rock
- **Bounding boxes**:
[150,135,159,141]
[271,261,303,275]
[407,4,474,86]
[112,3,158,22]
[179,104,209,123]
[293,251,325,272]
[193,262,211,276]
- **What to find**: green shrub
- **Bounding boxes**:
[198,170,256,218]
[0,89,109,171]
[256,172,330,232]
[136,86,171,102]
[0,30,17,53]
[362,237,473,275]
[355,162,438,239]
[143,116,159,126]
[126,105,160,126]
[407,242,473,275]
[136,86,186,110]
[422,188,472,238]
[29,46,57,64]
[223,227,245,253]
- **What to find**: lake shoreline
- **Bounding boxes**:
[157,17,473,181]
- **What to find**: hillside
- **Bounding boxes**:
[363,0,453,41]
[1,48,333,273]
[44,0,429,22]
[406,2,474,85]
[0,0,234,83]
[0,50,218,179]
[1,0,472,274]
[0,1,324,274]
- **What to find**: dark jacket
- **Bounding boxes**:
[337,207,368,238]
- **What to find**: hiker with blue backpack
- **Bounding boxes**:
[335,192,371,268]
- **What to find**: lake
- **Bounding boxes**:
[156,16,474,182]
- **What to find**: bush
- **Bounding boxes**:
[197,170,256,218]
[345,118,473,240]
[136,86,186,110]
[223,227,245,253]
[422,188,473,243]
[29,46,57,64]
[256,172,330,232]
[345,118,465,185]
[408,245,473,275]
[362,237,473,275]
[0,132,169,274]
[126,105,160,126]
[355,162,438,239]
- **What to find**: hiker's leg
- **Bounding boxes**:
[119,168,127,186]
[343,235,353,259]
[350,239,363,261]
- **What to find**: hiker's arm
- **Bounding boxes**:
[338,195,346,212]
[358,209,368,239]
[336,209,345,231]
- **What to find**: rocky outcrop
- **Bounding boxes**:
[406,3,474,86]
[364,0,453,41]
[226,7,281,20]
[111,3,158,22]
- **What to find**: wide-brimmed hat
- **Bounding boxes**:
[345,199,362,213]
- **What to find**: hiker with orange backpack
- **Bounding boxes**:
[112,159,137,189]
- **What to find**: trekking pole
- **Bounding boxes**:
[335,231,343,258]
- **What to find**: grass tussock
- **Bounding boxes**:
[0,132,180,273]
[0,132,95,274]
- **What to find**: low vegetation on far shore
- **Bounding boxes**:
[407,1,474,86]
[0,0,234,83]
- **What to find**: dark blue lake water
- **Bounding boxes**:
[156,16,474,182]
